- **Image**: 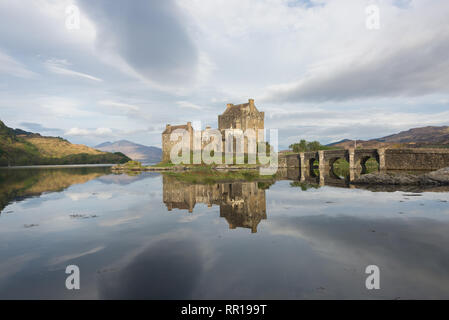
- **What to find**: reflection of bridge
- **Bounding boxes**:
[277,167,351,187]
[163,176,267,233]
[280,148,449,174]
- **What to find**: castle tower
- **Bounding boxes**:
[218,99,265,154]
[161,122,194,162]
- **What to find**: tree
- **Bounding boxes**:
[289,140,330,153]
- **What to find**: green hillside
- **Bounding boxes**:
[0,120,130,166]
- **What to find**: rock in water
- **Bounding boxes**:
[421,167,449,184]
[352,173,420,185]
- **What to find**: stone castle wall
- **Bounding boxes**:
[162,122,194,162]
[162,99,265,162]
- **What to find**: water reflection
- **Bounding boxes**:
[0,166,111,213]
[1,167,449,299]
[163,175,267,233]
[161,168,449,234]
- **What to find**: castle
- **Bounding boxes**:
[162,99,264,162]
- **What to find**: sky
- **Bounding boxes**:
[0,0,448,149]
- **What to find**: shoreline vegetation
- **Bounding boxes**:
[111,160,263,172]
[111,160,277,184]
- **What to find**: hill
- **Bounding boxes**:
[326,139,352,147]
[0,120,130,166]
[376,126,449,144]
[328,126,449,149]
[95,140,162,164]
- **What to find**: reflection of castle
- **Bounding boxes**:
[162,176,267,233]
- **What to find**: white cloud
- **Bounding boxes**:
[176,101,204,110]
[65,127,112,136]
[1,0,449,147]
[45,58,102,82]
[98,100,140,111]
[182,0,449,102]
[0,50,35,78]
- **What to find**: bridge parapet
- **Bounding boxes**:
[383,148,449,170]
[280,147,449,174]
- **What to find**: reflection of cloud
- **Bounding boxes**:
[67,192,113,201]
[99,215,142,227]
[178,214,204,223]
[267,214,449,298]
[98,236,203,299]
[48,246,105,265]
[67,192,91,201]
[96,193,113,200]
[0,253,39,279]
[97,173,159,185]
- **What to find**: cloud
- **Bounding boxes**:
[76,0,199,88]
[264,34,449,102]
[1,0,449,147]
[0,50,35,78]
[65,127,112,136]
[45,59,102,82]
[176,101,204,110]
[266,105,449,146]
[261,1,449,103]
[19,122,62,134]
[98,100,140,111]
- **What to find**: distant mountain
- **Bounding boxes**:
[326,139,352,147]
[95,140,162,164]
[376,126,449,144]
[95,141,113,148]
[0,120,130,166]
[328,126,449,149]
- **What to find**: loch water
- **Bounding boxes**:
[1,166,449,299]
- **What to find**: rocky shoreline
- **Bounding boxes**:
[352,167,449,186]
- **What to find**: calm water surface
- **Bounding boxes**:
[1,166,449,299]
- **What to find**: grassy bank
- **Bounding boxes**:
[164,167,277,184]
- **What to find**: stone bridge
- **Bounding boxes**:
[279,148,449,174]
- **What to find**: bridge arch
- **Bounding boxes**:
[350,149,380,174]
[330,158,350,179]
